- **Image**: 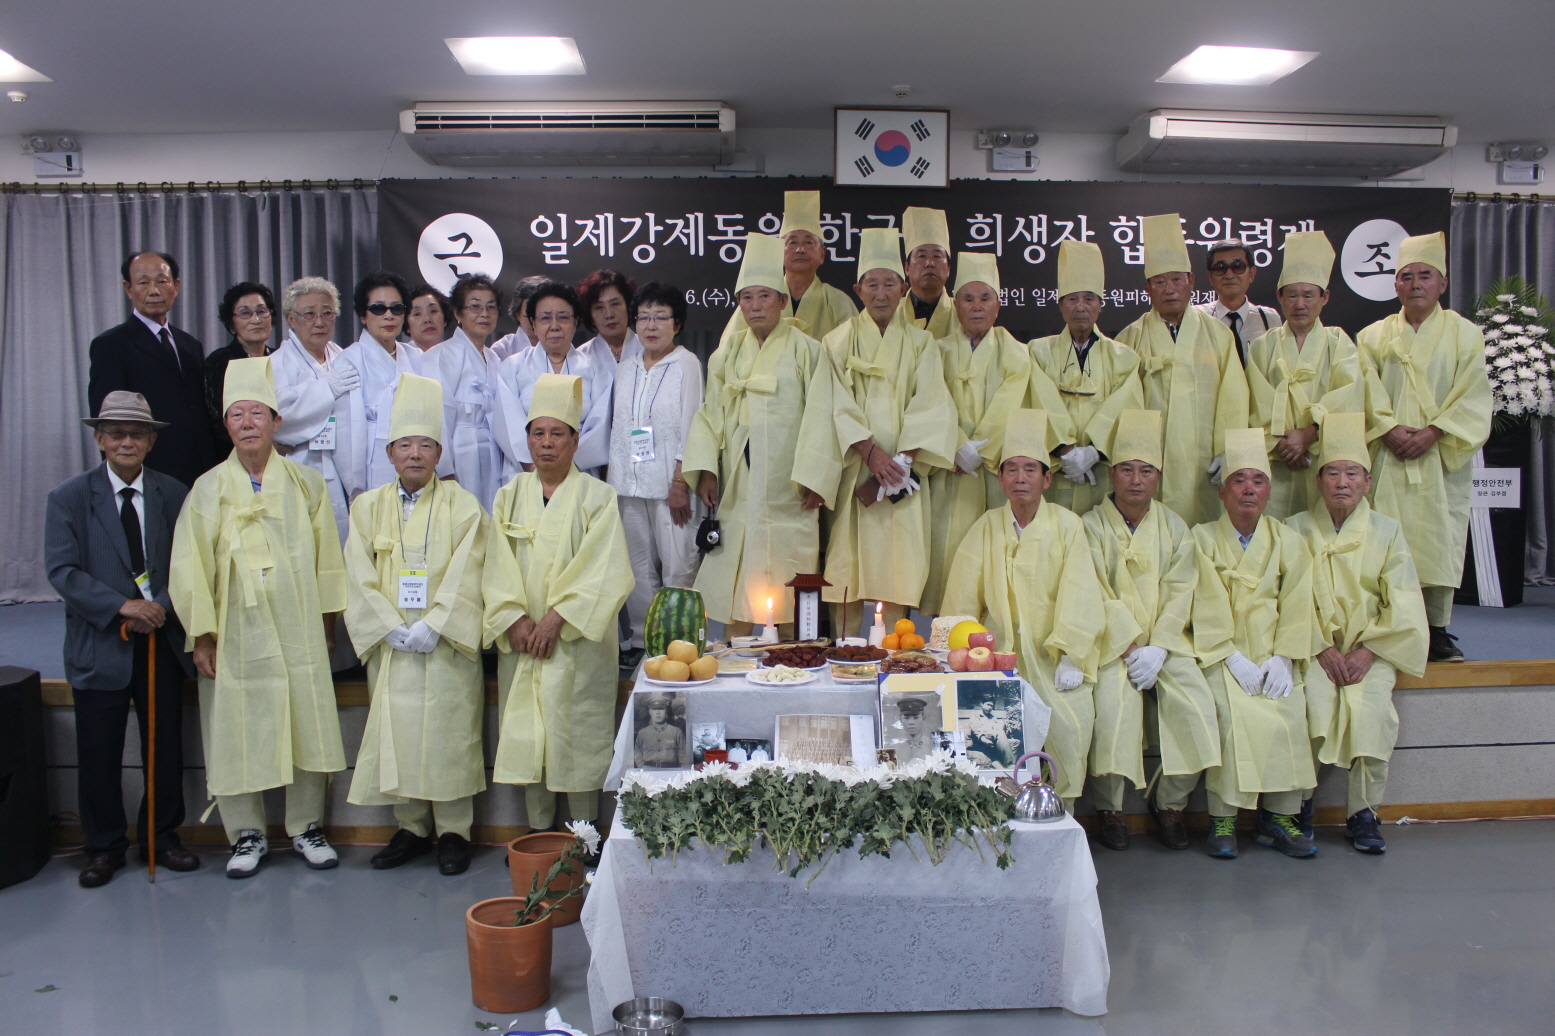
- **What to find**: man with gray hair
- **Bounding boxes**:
[1195,240,1281,368]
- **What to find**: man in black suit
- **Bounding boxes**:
[45,392,200,887]
[88,252,220,486]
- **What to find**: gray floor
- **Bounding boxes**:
[3,820,1553,1036]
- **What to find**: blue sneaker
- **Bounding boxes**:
[1254,813,1318,858]
[1296,798,1314,839]
[1205,815,1238,859]
[1346,808,1386,854]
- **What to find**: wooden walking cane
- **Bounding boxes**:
[121,621,157,883]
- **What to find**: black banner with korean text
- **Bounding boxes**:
[378,177,1450,354]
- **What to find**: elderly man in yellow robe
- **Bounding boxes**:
[1084,409,1219,852]
[896,207,957,339]
[483,374,633,832]
[1117,214,1250,526]
[1034,240,1143,515]
[720,191,857,344]
[1192,428,1318,861]
[922,253,1065,615]
[1288,412,1428,855]
[170,357,347,879]
[943,409,1107,807]
[343,374,487,876]
[823,227,958,635]
[684,234,846,635]
[1357,231,1492,662]
[1245,231,1363,519]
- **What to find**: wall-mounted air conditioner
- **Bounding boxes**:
[1116,109,1457,178]
[399,101,736,168]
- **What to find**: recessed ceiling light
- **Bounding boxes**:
[0,47,52,83]
[1157,45,1317,86]
[445,37,586,76]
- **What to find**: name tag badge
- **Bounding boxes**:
[309,416,337,451]
[133,571,155,601]
[629,425,656,463]
[398,569,429,609]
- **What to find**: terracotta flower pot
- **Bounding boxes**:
[507,832,586,928]
[465,897,552,1013]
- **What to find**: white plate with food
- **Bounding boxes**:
[641,676,720,688]
[828,663,883,683]
[745,666,819,686]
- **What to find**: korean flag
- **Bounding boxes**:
[835,109,949,188]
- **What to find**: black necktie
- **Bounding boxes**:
[1227,312,1245,367]
[158,327,180,371]
[119,487,145,574]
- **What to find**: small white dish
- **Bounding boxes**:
[745,668,818,687]
[641,676,719,688]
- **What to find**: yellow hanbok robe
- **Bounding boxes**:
[1033,331,1144,515]
[344,477,488,805]
[1356,305,1493,588]
[1191,515,1318,804]
[170,451,347,797]
[822,309,958,609]
[1245,322,1364,519]
[1116,307,1250,526]
[1084,499,1220,786]
[1287,499,1427,770]
[897,290,957,339]
[681,322,846,625]
[719,280,858,345]
[482,467,633,791]
[942,503,1107,799]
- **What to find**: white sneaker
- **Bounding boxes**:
[291,823,339,869]
[226,830,269,879]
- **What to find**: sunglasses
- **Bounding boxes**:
[366,302,407,316]
[1208,260,1250,274]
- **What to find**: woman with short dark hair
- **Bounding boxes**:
[205,282,277,428]
[406,284,452,353]
[576,268,641,376]
[429,274,506,509]
[490,274,551,361]
[334,270,427,501]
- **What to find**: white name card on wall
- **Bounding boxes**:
[1472,468,1521,508]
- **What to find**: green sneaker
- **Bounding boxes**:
[1205,815,1238,859]
[1255,812,1318,858]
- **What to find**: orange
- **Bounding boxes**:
[893,618,916,637]
[882,634,901,650]
[902,633,925,650]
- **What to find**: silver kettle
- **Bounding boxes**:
[999,751,1066,823]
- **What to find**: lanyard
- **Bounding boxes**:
[632,358,672,426]
[396,479,435,564]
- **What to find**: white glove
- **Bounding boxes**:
[1060,444,1100,484]
[1126,645,1168,690]
[1054,654,1085,691]
[1261,655,1293,699]
[1225,651,1264,696]
[955,439,989,474]
[875,453,919,501]
[385,624,415,653]
[403,620,439,654]
[1207,454,1225,486]
[326,364,361,398]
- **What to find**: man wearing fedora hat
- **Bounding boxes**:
[45,392,200,887]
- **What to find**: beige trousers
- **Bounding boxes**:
[394,795,475,840]
[216,768,329,844]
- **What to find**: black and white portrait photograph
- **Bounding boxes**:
[633,691,691,769]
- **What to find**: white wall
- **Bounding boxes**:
[0,126,1515,193]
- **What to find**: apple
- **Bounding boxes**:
[968,631,996,650]
[948,647,970,672]
[993,651,1018,671]
[967,646,996,672]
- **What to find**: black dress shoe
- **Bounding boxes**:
[138,845,201,872]
[79,853,126,888]
[1096,811,1130,851]
[1428,626,1465,662]
[1151,799,1191,850]
[371,828,434,870]
[437,832,472,875]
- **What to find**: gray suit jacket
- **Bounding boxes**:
[45,464,194,689]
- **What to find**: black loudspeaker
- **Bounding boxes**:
[0,667,50,889]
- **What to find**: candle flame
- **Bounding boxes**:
[875,601,883,615]
[766,597,773,610]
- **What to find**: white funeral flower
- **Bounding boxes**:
[1539,375,1552,392]
[1500,369,1519,383]
[1527,325,1548,336]
[1484,327,1503,341]
[1504,325,1526,336]
[1497,293,1517,302]
[1536,360,1550,374]
[1492,313,1511,324]
[923,749,957,774]
[1519,368,1537,380]
[698,760,735,780]
[1494,355,1515,368]
[566,819,601,856]
[1522,305,1540,317]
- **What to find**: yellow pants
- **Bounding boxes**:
[525,784,599,831]
[1309,742,1389,818]
[1423,585,1454,626]
[1090,771,1201,813]
[216,768,329,844]
[394,795,475,840]
[1207,788,1303,818]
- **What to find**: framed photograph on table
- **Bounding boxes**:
[834,108,950,187]
[955,677,1025,770]
[633,690,692,769]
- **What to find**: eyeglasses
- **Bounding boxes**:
[295,310,336,324]
[234,307,270,320]
[1208,260,1250,274]
[366,302,407,316]
[635,312,675,326]
[462,302,499,314]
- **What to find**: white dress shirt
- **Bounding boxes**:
[134,310,180,370]
[105,464,146,545]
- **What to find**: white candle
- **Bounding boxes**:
[867,601,886,647]
[761,595,780,643]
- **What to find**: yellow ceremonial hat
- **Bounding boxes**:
[528,373,583,431]
[1057,240,1106,299]
[1223,427,1272,480]
[953,252,1001,293]
[1396,231,1447,278]
[388,373,443,444]
[222,356,278,414]
[857,227,904,281]
[1142,213,1191,279]
[1001,409,1052,469]
[902,207,950,257]
[735,233,786,294]
[1111,409,1163,469]
[1277,230,1335,291]
[779,190,823,239]
[1316,412,1370,473]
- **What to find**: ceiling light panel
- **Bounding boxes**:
[1157,45,1318,86]
[445,37,586,76]
[0,47,51,83]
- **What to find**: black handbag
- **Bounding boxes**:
[695,506,721,553]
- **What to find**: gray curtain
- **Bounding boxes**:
[0,186,378,603]
[1450,196,1555,585]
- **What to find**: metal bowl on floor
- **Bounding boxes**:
[613,996,685,1036]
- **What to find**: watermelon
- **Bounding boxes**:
[644,586,706,658]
